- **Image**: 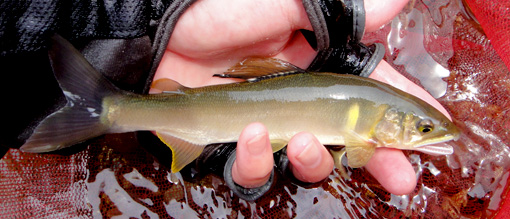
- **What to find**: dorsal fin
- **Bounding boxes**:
[213,57,306,82]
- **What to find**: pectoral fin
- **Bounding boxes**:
[344,133,376,168]
[156,132,206,173]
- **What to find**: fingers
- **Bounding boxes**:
[233,125,334,187]
[232,122,416,194]
[285,132,416,194]
[365,148,417,195]
[286,132,334,183]
[231,123,274,188]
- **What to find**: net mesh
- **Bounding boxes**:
[2,0,510,218]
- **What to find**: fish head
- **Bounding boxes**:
[374,108,460,155]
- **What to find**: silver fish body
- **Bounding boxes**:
[111,73,389,145]
[21,35,460,172]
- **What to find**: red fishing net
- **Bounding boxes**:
[1,0,509,218]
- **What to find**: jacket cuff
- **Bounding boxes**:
[313,42,385,77]
[223,149,275,201]
[302,0,366,49]
[302,0,384,77]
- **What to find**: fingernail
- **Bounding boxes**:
[295,137,322,168]
[246,132,268,155]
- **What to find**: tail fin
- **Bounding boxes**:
[20,35,122,153]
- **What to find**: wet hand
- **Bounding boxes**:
[232,123,334,187]
[153,0,429,195]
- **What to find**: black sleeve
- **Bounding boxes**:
[0,0,174,55]
[301,0,384,76]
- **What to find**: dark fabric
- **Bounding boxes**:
[0,51,66,149]
[301,0,383,77]
[301,0,330,51]
[80,37,153,93]
[223,149,275,201]
[0,0,59,55]
[0,0,172,55]
[302,0,365,49]
[317,42,385,77]
[0,0,186,149]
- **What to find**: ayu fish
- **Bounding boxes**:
[21,35,460,173]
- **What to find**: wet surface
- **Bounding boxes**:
[1,0,510,218]
[388,7,452,98]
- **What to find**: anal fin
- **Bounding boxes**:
[156,132,206,173]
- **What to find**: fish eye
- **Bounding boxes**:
[417,119,434,133]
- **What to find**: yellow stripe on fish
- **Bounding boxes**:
[346,103,360,131]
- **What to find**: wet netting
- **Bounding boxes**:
[1,0,510,218]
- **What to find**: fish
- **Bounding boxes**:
[20,35,460,173]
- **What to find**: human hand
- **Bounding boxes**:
[152,0,443,195]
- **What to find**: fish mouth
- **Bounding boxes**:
[413,134,459,156]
